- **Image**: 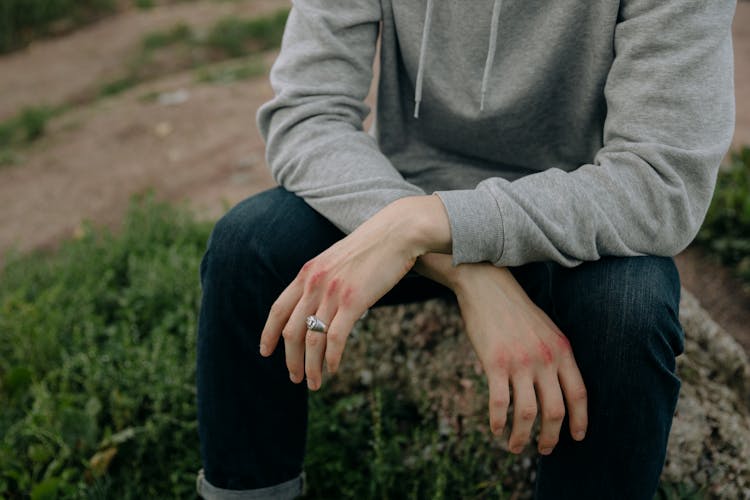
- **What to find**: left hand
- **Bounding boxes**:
[259,195,451,390]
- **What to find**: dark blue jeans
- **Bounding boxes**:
[196,187,685,500]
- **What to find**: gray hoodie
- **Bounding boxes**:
[257,0,736,268]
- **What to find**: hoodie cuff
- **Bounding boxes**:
[433,189,505,266]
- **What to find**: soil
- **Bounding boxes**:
[0,1,749,352]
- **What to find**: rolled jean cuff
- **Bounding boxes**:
[196,469,305,500]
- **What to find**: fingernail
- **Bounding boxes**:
[574,431,586,441]
[540,447,553,455]
[259,343,268,356]
[510,445,523,454]
[289,372,297,383]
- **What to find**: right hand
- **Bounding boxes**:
[415,253,588,455]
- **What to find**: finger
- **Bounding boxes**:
[282,296,315,384]
[324,307,363,374]
[509,375,537,454]
[260,280,303,357]
[487,371,510,436]
[305,302,336,391]
[559,353,588,441]
[535,369,566,455]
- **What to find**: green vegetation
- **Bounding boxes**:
[0,106,60,167]
[0,0,116,53]
[0,195,210,498]
[696,146,750,288]
[194,58,265,84]
[141,22,192,50]
[0,0,212,53]
[205,9,288,57]
[98,9,286,97]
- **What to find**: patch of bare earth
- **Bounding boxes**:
[0,0,289,121]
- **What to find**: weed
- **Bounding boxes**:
[99,76,139,97]
[205,10,288,57]
[134,0,155,9]
[0,106,53,145]
[141,22,193,50]
[194,59,266,84]
[0,0,118,53]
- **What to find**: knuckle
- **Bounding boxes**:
[491,395,510,408]
[326,330,345,344]
[519,405,537,421]
[299,260,314,276]
[569,385,588,403]
[282,328,300,341]
[305,332,324,347]
[269,302,284,319]
[542,406,566,422]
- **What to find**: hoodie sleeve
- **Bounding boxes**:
[256,0,425,234]
[435,0,736,268]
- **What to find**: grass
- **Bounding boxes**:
[194,58,266,84]
[205,9,288,57]
[97,9,286,97]
[695,146,750,288]
[0,106,61,167]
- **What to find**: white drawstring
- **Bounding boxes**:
[413,0,502,118]
[413,0,434,118]
[481,0,503,112]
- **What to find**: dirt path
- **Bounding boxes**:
[0,0,287,122]
[0,2,748,350]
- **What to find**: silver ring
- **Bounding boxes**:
[305,315,328,333]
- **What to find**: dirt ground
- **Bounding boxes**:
[1,1,749,350]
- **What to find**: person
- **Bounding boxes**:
[195,0,736,498]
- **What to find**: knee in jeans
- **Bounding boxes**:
[563,256,684,365]
[201,199,267,283]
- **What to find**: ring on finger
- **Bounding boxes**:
[305,315,328,333]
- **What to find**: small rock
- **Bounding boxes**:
[154,122,172,138]
[158,89,190,106]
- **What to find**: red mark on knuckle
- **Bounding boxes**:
[326,278,340,297]
[309,270,326,286]
[538,340,553,365]
[519,348,531,368]
[494,350,509,369]
[520,406,537,420]
[342,287,355,307]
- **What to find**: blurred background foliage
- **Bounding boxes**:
[696,146,750,288]
[0,0,202,54]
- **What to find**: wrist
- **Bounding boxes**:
[390,195,452,257]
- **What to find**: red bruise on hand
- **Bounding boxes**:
[326,278,340,297]
[495,350,509,369]
[309,271,326,286]
[517,346,531,367]
[538,340,554,365]
[553,331,572,352]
